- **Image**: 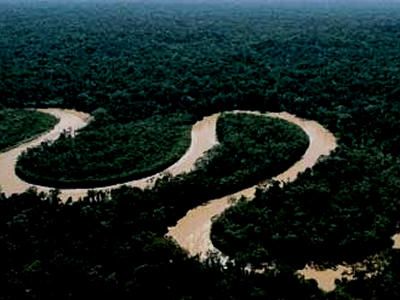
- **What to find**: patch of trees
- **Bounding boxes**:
[0,109,57,152]
[332,249,400,299]
[144,113,308,214]
[211,146,400,269]
[2,0,400,297]
[2,181,400,298]
[0,188,328,300]
[198,112,309,196]
[15,113,193,188]
[1,0,399,131]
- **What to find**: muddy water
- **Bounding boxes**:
[2,108,394,292]
[167,111,338,257]
[298,265,353,291]
[167,110,343,291]
[0,109,219,201]
[0,109,90,197]
[392,233,400,249]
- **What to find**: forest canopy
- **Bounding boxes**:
[0,109,57,152]
[1,0,400,299]
[15,113,193,188]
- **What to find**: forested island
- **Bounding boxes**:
[1,0,400,299]
[16,112,193,188]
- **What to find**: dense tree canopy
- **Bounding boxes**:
[212,146,400,268]
[144,112,309,212]
[0,189,327,300]
[2,0,400,298]
[198,112,308,195]
[0,109,57,152]
[15,113,193,188]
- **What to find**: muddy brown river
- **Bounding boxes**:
[1,108,398,292]
[0,109,219,200]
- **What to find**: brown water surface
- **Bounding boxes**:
[2,109,395,292]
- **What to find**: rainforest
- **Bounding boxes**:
[1,0,400,299]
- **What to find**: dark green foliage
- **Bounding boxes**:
[332,250,400,300]
[211,146,400,268]
[0,0,398,130]
[0,188,327,300]
[197,112,309,195]
[123,113,308,237]
[0,109,57,152]
[16,113,193,188]
[2,0,400,298]
[142,113,308,221]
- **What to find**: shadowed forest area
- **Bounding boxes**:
[0,110,57,152]
[16,112,193,188]
[1,0,400,299]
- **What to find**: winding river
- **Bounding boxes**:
[1,108,397,292]
[0,109,219,201]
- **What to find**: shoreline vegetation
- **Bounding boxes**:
[0,109,58,153]
[1,1,400,298]
[211,146,400,268]
[15,113,193,188]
